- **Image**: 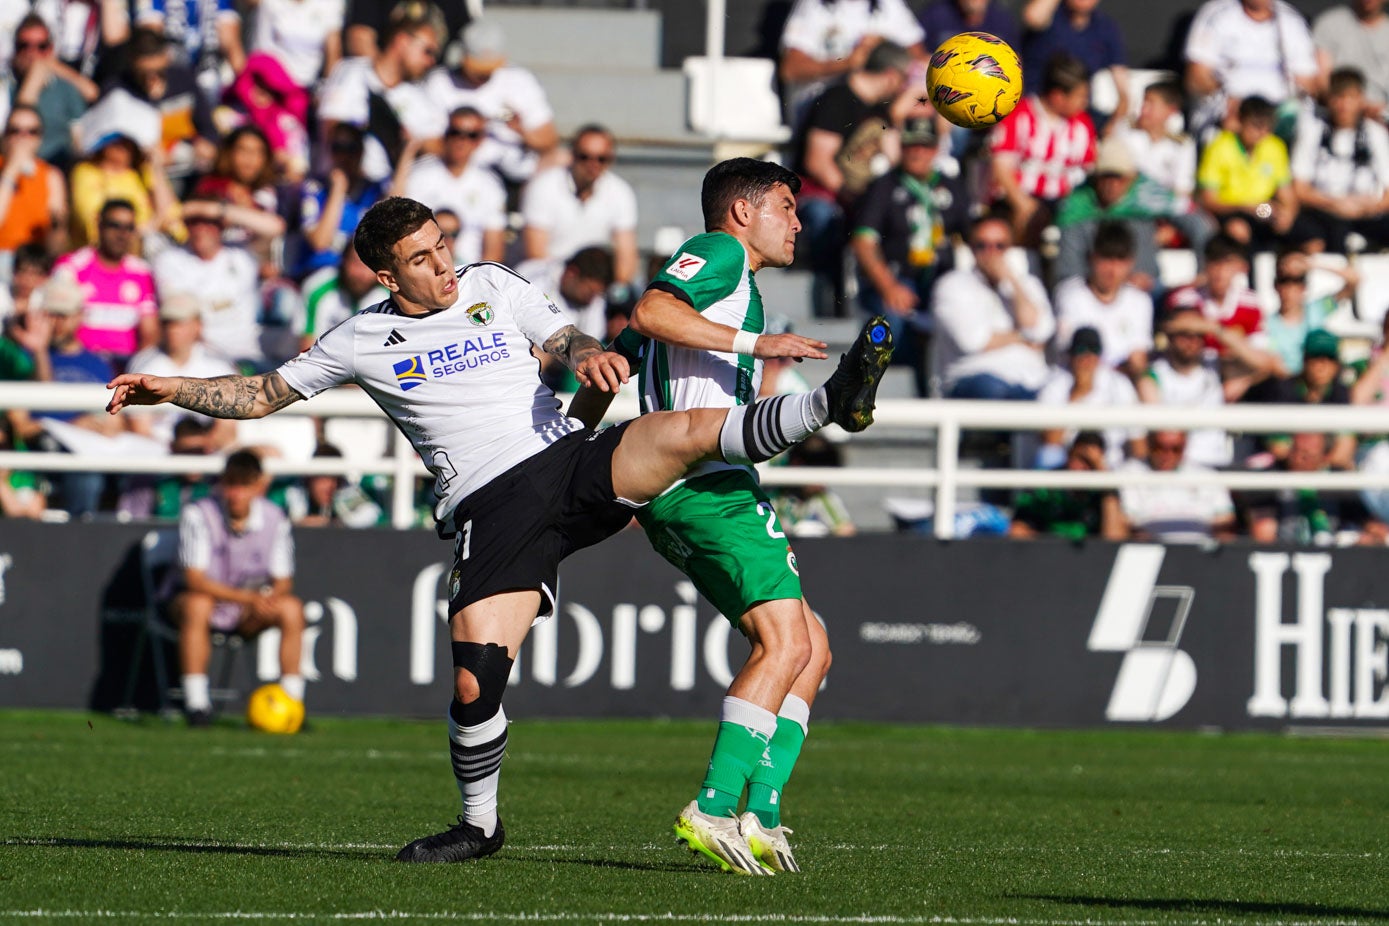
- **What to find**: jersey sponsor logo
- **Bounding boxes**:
[392,355,428,390]
[666,252,707,282]
[466,301,494,326]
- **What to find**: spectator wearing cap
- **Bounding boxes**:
[931,214,1055,400]
[152,194,263,369]
[0,105,69,262]
[1033,325,1144,470]
[850,116,947,398]
[53,199,158,367]
[316,3,448,184]
[6,14,95,170]
[1117,428,1237,543]
[989,52,1097,246]
[394,106,506,267]
[127,291,239,450]
[1020,0,1130,128]
[1052,222,1153,382]
[423,20,560,184]
[1246,328,1357,470]
[1196,95,1299,250]
[521,125,639,297]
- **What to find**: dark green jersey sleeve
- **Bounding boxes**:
[646,232,746,313]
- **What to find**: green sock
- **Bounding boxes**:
[696,697,777,817]
[746,702,810,828]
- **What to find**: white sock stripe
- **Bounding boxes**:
[720,696,778,739]
[449,705,508,747]
[778,694,811,735]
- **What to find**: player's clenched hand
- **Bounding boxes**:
[106,373,178,414]
[574,351,630,393]
[753,333,829,362]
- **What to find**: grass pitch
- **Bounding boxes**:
[3,710,1388,924]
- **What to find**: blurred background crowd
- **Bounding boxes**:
[1,0,1388,547]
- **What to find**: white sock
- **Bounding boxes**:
[777,693,811,737]
[447,704,508,837]
[720,695,779,742]
[182,674,210,712]
[280,674,305,702]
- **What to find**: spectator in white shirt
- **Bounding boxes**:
[1119,428,1237,542]
[521,125,638,295]
[1312,0,1389,117]
[424,20,560,184]
[516,246,615,343]
[932,214,1055,399]
[395,106,506,267]
[1053,221,1154,380]
[152,196,263,368]
[1143,304,1231,468]
[126,291,238,449]
[249,0,344,91]
[1120,79,1197,207]
[1033,326,1144,469]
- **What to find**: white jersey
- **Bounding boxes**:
[276,262,579,523]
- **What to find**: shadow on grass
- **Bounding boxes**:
[10,836,378,861]
[1014,893,1389,920]
[507,852,703,874]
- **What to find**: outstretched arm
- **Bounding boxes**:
[106,371,303,419]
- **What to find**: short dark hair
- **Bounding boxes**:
[1329,66,1366,97]
[448,105,486,123]
[1091,221,1135,261]
[222,450,264,485]
[355,197,437,272]
[1041,52,1089,95]
[1237,95,1276,126]
[863,41,911,74]
[1204,231,1248,264]
[567,246,615,287]
[1144,79,1184,110]
[1071,431,1107,453]
[16,13,50,38]
[700,157,801,231]
[13,243,53,275]
[129,27,169,60]
[572,124,613,148]
[99,198,137,222]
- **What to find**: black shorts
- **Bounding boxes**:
[444,422,637,616]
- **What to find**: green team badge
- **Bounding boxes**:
[466,302,494,326]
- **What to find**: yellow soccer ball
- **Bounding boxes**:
[926,31,1024,130]
[246,683,305,734]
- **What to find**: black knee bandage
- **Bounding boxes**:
[450,642,514,725]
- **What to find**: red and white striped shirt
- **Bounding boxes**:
[989,96,1097,202]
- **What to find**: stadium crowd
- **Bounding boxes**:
[1,0,1388,546]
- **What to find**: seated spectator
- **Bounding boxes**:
[298,232,387,351]
[1245,329,1358,470]
[918,0,1022,49]
[932,214,1055,399]
[316,3,447,184]
[1183,0,1321,144]
[284,443,384,528]
[1243,431,1386,545]
[102,28,220,185]
[190,127,291,268]
[1034,326,1144,469]
[54,198,158,367]
[3,244,53,318]
[6,13,95,170]
[1264,248,1356,376]
[1144,304,1232,468]
[1120,80,1197,209]
[850,116,947,398]
[0,416,46,520]
[515,246,614,344]
[1290,67,1389,253]
[0,105,69,264]
[989,52,1097,245]
[396,106,506,267]
[126,291,238,450]
[1021,0,1130,127]
[170,450,305,727]
[246,0,343,94]
[134,0,245,99]
[1118,429,1238,542]
[793,40,913,316]
[1009,431,1125,539]
[1196,95,1298,249]
[1313,1,1389,119]
[152,195,263,369]
[296,123,388,277]
[345,0,472,61]
[67,119,176,250]
[1053,222,1153,380]
[779,0,926,127]
[522,125,638,298]
[772,434,856,537]
[116,416,220,520]
[423,20,560,184]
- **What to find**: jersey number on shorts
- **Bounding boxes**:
[756,502,786,539]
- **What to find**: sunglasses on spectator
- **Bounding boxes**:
[1275,274,1307,285]
[5,124,41,137]
[574,152,614,164]
[971,240,1009,251]
[16,39,51,51]
[101,220,136,232]
[446,128,486,140]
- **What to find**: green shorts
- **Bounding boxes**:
[636,468,803,626]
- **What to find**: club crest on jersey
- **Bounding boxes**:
[466,301,494,326]
[393,355,428,390]
[666,252,707,282]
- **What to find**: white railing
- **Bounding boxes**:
[9,384,1389,534]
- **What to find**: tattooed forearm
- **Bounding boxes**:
[543,325,604,371]
[173,373,301,419]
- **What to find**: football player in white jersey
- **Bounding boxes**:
[105,196,894,868]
